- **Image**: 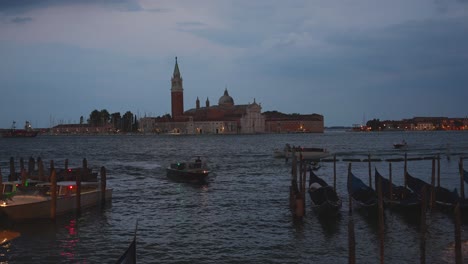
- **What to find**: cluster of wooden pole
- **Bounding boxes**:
[1,157,108,220]
[290,153,467,263]
[289,153,338,219]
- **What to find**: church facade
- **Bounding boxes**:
[139,58,265,134]
[139,58,323,134]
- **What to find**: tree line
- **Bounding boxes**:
[84,109,139,133]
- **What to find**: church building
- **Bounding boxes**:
[139,58,266,134]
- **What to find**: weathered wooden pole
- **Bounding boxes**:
[21,169,27,187]
[76,165,82,216]
[437,154,441,188]
[348,163,353,215]
[454,203,462,264]
[9,157,15,181]
[389,162,393,201]
[19,158,25,174]
[420,186,427,264]
[28,156,35,177]
[348,218,356,264]
[430,158,436,210]
[404,153,408,189]
[49,160,55,182]
[50,168,57,220]
[377,176,385,264]
[38,157,44,182]
[368,154,372,187]
[0,168,3,195]
[100,166,107,206]
[83,158,88,181]
[333,154,337,192]
[302,160,306,216]
[459,157,465,199]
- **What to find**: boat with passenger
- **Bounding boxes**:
[166,157,210,183]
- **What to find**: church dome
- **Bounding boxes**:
[218,88,234,106]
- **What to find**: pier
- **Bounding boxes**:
[289,152,468,263]
[0,157,110,220]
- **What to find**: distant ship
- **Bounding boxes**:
[1,121,39,138]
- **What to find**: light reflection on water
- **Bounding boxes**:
[0,131,467,263]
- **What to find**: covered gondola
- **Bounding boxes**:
[308,169,342,215]
[347,170,378,209]
[374,168,420,209]
[406,171,460,208]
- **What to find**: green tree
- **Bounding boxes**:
[89,109,101,126]
[100,109,110,126]
[122,111,133,133]
[110,112,122,131]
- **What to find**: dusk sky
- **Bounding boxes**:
[1,0,467,128]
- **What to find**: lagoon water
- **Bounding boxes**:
[0,131,468,263]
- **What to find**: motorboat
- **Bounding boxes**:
[0,181,112,221]
[274,144,330,160]
[393,140,407,149]
[166,157,210,183]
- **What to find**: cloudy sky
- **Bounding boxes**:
[0,0,467,128]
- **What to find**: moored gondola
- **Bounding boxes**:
[347,170,378,209]
[308,169,342,215]
[406,171,460,209]
[374,168,420,210]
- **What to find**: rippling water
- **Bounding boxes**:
[0,131,468,263]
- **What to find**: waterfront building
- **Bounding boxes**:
[139,58,324,134]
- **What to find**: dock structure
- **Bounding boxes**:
[288,153,468,263]
[1,156,109,220]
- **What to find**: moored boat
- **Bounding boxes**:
[393,140,407,149]
[0,181,112,221]
[347,170,378,209]
[166,157,210,183]
[374,168,419,209]
[308,169,341,215]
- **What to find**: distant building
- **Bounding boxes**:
[139,58,324,134]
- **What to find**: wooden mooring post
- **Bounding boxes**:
[38,157,45,182]
[9,157,15,181]
[28,157,35,177]
[454,203,462,264]
[333,154,337,192]
[389,163,393,202]
[377,175,385,264]
[420,186,427,264]
[348,218,355,264]
[459,157,465,199]
[348,163,353,215]
[404,153,408,189]
[101,166,107,206]
[368,154,372,187]
[0,168,3,195]
[50,168,57,220]
[430,158,436,210]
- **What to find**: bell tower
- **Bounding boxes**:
[171,57,184,119]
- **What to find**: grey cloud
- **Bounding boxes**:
[0,0,143,14]
[10,16,32,24]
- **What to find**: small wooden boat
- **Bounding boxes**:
[374,169,419,209]
[166,157,210,183]
[274,144,330,160]
[0,181,112,220]
[308,170,341,214]
[347,170,378,209]
[393,140,407,149]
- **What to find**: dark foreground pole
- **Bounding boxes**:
[38,157,44,182]
[420,186,427,264]
[348,218,355,264]
[459,158,465,199]
[9,157,15,181]
[333,154,337,192]
[50,169,57,220]
[454,203,462,264]
[378,176,385,264]
[100,166,107,206]
[348,163,353,215]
